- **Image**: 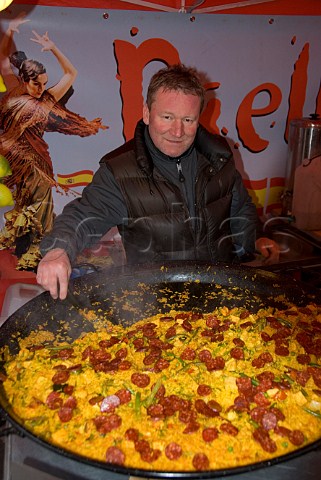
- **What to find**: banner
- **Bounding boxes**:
[1,5,321,216]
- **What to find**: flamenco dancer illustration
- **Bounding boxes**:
[0,13,107,269]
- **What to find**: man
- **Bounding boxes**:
[37,64,279,299]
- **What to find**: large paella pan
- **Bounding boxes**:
[0,262,321,478]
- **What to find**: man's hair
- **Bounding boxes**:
[146,63,205,112]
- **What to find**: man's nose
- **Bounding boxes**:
[170,119,184,137]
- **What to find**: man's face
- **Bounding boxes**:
[143,88,201,158]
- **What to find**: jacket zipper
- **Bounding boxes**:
[176,159,185,183]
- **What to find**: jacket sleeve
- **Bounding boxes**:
[229,171,261,256]
[40,163,127,263]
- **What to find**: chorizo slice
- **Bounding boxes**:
[115,347,128,359]
[198,349,212,362]
[119,360,132,370]
[56,348,75,360]
[165,326,176,339]
[206,356,225,371]
[192,452,210,471]
[131,372,150,388]
[58,406,73,423]
[89,349,112,364]
[233,337,245,347]
[165,442,182,460]
[89,395,104,406]
[146,404,164,419]
[253,427,277,453]
[197,384,212,396]
[51,370,70,385]
[159,316,174,322]
[253,392,271,407]
[63,396,77,410]
[93,414,122,433]
[181,347,196,361]
[206,315,220,329]
[208,399,223,414]
[202,427,219,443]
[296,353,311,365]
[220,423,239,436]
[100,394,121,413]
[140,448,161,463]
[261,332,271,342]
[99,336,121,348]
[134,439,150,453]
[195,399,219,418]
[115,388,132,404]
[230,347,244,360]
[288,429,305,446]
[183,422,200,434]
[261,412,278,431]
[154,358,170,372]
[182,319,193,331]
[106,446,125,465]
[211,333,225,342]
[125,428,139,442]
[46,391,63,410]
[274,344,290,357]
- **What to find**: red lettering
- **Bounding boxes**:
[315,80,321,117]
[236,83,282,153]
[200,82,221,135]
[284,43,309,141]
[114,39,180,141]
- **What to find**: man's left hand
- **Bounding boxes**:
[255,237,280,265]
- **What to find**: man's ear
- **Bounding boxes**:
[142,103,150,125]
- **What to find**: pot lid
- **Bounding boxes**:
[290,113,321,128]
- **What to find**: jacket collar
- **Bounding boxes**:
[195,124,233,173]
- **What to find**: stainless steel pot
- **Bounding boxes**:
[284,114,321,193]
[282,113,321,218]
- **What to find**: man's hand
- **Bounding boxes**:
[255,237,280,265]
[36,248,72,300]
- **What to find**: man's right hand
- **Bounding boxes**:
[36,248,72,300]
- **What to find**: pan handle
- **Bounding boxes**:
[0,424,24,437]
[0,425,25,438]
[0,409,25,438]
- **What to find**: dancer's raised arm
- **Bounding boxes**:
[0,12,29,90]
[30,29,77,102]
